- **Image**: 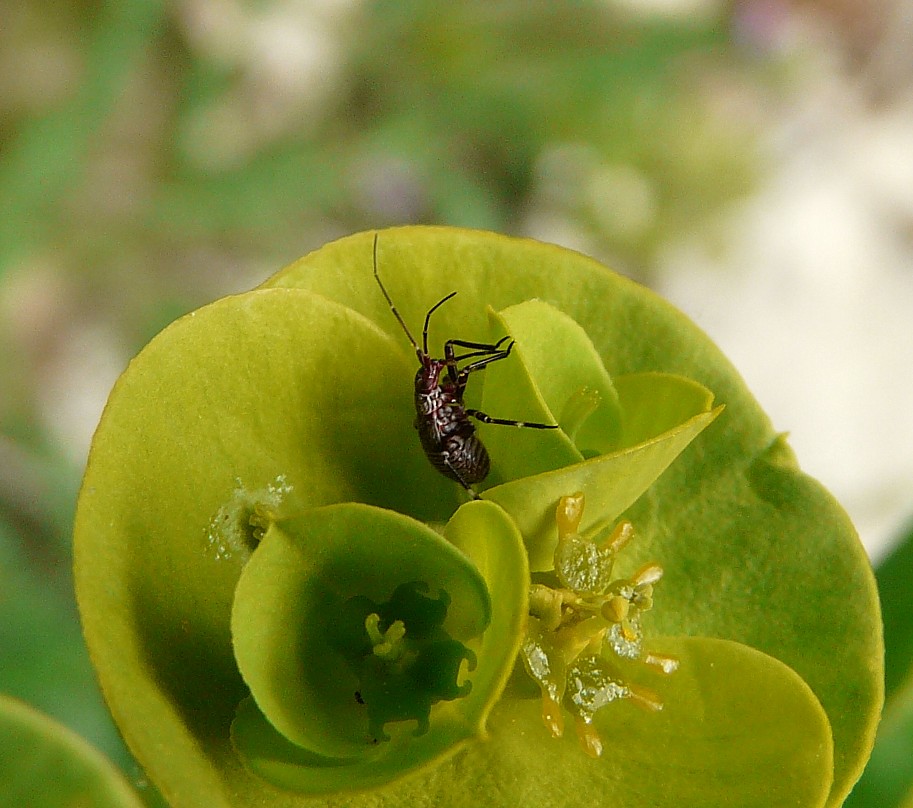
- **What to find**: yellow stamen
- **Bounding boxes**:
[556,492,586,538]
[575,718,604,758]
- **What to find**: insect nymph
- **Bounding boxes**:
[372,234,559,495]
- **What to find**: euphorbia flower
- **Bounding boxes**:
[75,227,881,808]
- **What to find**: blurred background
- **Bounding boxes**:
[1,0,911,799]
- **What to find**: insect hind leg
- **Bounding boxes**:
[465,408,559,430]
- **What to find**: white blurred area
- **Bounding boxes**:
[656,1,913,561]
[523,0,913,560]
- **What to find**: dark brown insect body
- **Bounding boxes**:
[413,353,491,486]
[373,234,558,495]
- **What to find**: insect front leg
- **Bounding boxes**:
[444,336,512,359]
[444,338,513,393]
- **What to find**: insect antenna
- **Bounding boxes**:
[421,290,458,355]
[373,234,419,352]
[372,233,457,356]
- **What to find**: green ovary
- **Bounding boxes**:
[337,582,477,743]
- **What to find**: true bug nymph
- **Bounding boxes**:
[372,234,559,495]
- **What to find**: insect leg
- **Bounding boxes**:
[446,336,512,354]
[444,338,513,388]
[466,409,559,430]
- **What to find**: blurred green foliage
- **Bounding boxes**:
[0,695,146,808]
[877,518,913,704]
[845,519,913,808]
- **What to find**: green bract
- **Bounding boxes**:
[74,227,882,807]
[230,500,527,793]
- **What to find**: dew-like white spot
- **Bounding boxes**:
[607,616,643,660]
[205,474,293,562]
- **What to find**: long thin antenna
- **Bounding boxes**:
[372,232,458,356]
[373,233,419,352]
[421,290,457,355]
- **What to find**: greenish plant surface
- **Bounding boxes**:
[846,520,913,808]
[0,695,143,808]
[74,227,881,807]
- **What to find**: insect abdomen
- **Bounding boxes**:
[427,431,490,485]
[414,392,490,486]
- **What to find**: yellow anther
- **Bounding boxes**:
[529,584,565,631]
[556,492,586,538]
[603,519,635,553]
[633,563,664,587]
[644,653,680,675]
[364,613,383,644]
[542,695,565,738]
[555,616,605,661]
[575,718,604,759]
[628,683,664,712]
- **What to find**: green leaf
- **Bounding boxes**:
[479,635,834,808]
[76,227,881,807]
[0,695,143,808]
[75,287,460,805]
[614,370,717,446]
[440,499,530,732]
[644,435,881,808]
[511,635,833,808]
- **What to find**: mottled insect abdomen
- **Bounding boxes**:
[413,364,490,486]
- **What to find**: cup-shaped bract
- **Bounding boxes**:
[229,500,528,794]
[75,227,882,808]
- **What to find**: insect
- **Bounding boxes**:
[372,234,559,495]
